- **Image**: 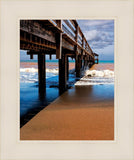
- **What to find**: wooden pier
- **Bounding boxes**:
[20,20,99,96]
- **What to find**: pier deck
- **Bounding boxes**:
[20,86,114,140]
[20,20,99,96]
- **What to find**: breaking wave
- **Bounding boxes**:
[20,68,59,74]
[75,69,114,86]
[20,68,75,83]
[20,67,114,85]
[85,70,114,77]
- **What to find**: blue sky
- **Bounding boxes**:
[77,20,114,61]
[20,20,114,61]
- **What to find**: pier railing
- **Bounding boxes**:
[51,20,94,58]
[20,19,99,95]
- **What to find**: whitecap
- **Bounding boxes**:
[20,68,38,73]
[84,69,114,78]
[75,69,114,86]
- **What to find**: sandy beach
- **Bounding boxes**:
[20,62,75,70]
[20,63,114,140]
[20,85,114,140]
[90,63,114,71]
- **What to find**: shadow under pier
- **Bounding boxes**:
[20,20,99,98]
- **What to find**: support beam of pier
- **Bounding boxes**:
[76,55,81,77]
[80,58,82,68]
[59,53,67,94]
[66,56,69,80]
[38,53,46,98]
[82,60,84,69]
[56,20,62,59]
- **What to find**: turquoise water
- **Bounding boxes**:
[20,59,114,63]
[20,73,77,127]
[20,59,74,63]
[99,60,114,63]
[20,60,114,127]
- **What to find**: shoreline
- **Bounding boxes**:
[20,62,114,139]
[20,62,114,70]
[20,62,75,70]
[20,85,114,140]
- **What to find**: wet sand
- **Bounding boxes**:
[20,62,75,127]
[20,63,114,140]
[90,63,114,71]
[20,62,75,70]
[20,62,113,71]
[20,85,114,140]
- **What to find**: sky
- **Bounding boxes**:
[77,20,114,61]
[20,20,114,61]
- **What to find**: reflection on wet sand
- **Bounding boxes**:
[20,62,114,140]
[20,84,114,140]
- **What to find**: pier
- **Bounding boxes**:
[20,20,99,96]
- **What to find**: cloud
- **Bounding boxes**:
[77,20,114,50]
[81,20,113,27]
[94,44,114,60]
[83,30,98,41]
[20,20,114,61]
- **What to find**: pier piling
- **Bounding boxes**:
[59,53,67,94]
[20,20,99,97]
[38,53,46,98]
[76,55,81,77]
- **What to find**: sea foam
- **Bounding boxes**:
[20,68,59,74]
[20,68,75,74]
[84,70,114,77]
[75,69,114,86]
[20,68,75,83]
[20,68,114,85]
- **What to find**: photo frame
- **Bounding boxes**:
[0,0,134,159]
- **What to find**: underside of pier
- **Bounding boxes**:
[20,20,99,97]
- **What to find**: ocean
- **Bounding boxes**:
[20,60,114,127]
